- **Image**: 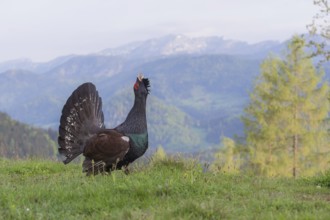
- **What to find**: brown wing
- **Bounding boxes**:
[83,129,129,165]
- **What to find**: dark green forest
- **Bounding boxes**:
[0,112,57,159]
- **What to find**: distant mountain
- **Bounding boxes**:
[0,34,323,155]
[0,55,75,74]
[0,34,283,75]
[99,34,283,59]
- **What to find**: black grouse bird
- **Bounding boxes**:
[58,74,150,175]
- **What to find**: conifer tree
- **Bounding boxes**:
[243,36,329,177]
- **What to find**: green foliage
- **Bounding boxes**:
[0,112,57,159]
[312,169,330,187]
[210,137,242,174]
[243,36,330,177]
[151,146,167,162]
[0,159,330,219]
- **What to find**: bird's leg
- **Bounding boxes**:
[123,165,130,175]
[84,160,106,176]
[93,161,106,175]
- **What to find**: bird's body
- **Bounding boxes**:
[58,74,150,175]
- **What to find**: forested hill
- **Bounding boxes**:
[0,112,57,159]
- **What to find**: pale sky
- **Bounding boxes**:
[0,0,318,62]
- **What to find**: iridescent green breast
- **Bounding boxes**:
[127,132,148,150]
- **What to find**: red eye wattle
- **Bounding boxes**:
[134,82,139,90]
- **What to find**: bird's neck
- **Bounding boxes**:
[127,96,146,119]
[134,96,146,111]
[117,96,147,134]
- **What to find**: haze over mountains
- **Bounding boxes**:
[0,34,284,72]
[0,34,322,153]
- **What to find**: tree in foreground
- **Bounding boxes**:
[243,36,329,177]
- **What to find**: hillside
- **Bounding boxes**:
[0,112,57,159]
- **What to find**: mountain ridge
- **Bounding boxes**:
[0,34,322,154]
[0,34,283,73]
[99,34,282,59]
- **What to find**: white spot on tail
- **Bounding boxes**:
[121,136,129,142]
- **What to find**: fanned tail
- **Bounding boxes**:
[58,82,104,164]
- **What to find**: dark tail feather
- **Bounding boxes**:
[58,82,104,164]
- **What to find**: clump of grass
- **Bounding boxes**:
[311,170,330,187]
[148,146,202,172]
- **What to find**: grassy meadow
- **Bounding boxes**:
[0,157,330,219]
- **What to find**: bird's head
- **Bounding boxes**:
[133,73,150,98]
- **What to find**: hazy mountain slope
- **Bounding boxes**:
[0,55,75,74]
[0,54,262,151]
[134,55,261,140]
[0,112,57,159]
[47,55,126,80]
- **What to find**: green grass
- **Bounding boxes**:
[0,157,329,220]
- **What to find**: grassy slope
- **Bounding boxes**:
[0,158,329,219]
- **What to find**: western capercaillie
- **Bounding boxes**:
[58,74,150,175]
